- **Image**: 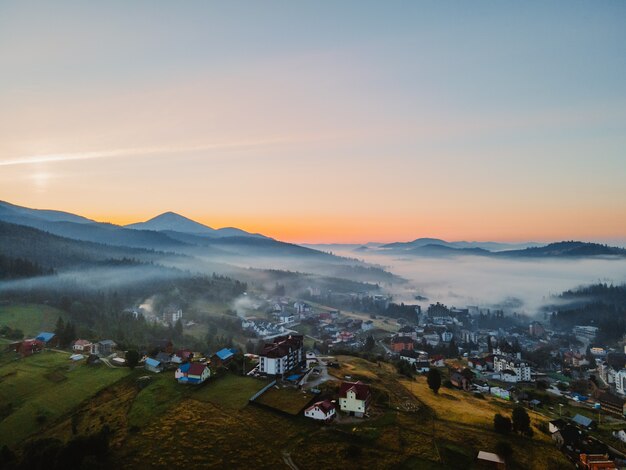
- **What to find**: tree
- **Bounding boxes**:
[54,316,65,338]
[427,368,441,394]
[395,360,414,378]
[174,319,183,338]
[493,413,512,434]
[364,335,375,352]
[495,441,513,464]
[512,406,532,435]
[126,350,139,369]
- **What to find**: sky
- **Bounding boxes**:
[1,1,625,244]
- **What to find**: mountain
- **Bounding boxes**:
[380,237,542,252]
[0,200,95,225]
[377,239,626,259]
[125,212,268,239]
[406,244,491,257]
[0,205,185,251]
[0,220,183,269]
[496,241,626,258]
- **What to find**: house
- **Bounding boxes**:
[414,361,430,373]
[175,362,211,384]
[72,339,93,354]
[450,371,471,391]
[211,348,237,367]
[144,357,162,373]
[35,332,57,346]
[430,355,445,367]
[277,312,295,324]
[490,387,511,401]
[339,381,371,418]
[552,424,582,449]
[15,339,44,356]
[613,429,626,444]
[162,307,183,325]
[579,454,618,470]
[361,320,374,331]
[468,357,487,371]
[572,414,597,430]
[172,349,193,364]
[155,352,173,368]
[397,325,417,340]
[476,451,506,469]
[391,336,414,353]
[500,370,519,383]
[549,418,566,434]
[258,335,304,376]
[597,392,626,417]
[94,340,117,357]
[304,400,336,422]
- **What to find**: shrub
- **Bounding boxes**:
[494,413,512,434]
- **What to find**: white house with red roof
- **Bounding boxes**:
[72,339,93,354]
[304,400,336,422]
[339,381,371,418]
[175,362,211,384]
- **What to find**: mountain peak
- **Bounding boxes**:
[126,212,215,234]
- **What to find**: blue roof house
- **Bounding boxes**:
[572,414,596,429]
[145,357,163,373]
[36,332,56,344]
[212,348,237,366]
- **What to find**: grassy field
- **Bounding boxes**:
[254,385,314,415]
[0,350,129,447]
[0,303,67,337]
[194,372,265,409]
[2,350,574,469]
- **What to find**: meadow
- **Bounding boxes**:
[0,303,66,337]
[0,344,573,469]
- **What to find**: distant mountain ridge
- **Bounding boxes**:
[125,211,268,239]
[0,200,350,264]
[380,237,543,252]
[378,239,626,259]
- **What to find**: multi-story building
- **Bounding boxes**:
[615,369,626,395]
[493,355,531,382]
[573,325,599,342]
[529,321,546,337]
[258,335,304,376]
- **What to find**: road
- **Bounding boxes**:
[302,354,331,389]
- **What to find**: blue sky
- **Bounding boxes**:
[0,1,625,242]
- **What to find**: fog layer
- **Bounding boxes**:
[333,250,626,314]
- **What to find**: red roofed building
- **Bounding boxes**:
[15,339,45,356]
[72,339,93,354]
[339,381,371,417]
[258,335,304,376]
[391,335,414,353]
[579,454,618,470]
[304,400,336,421]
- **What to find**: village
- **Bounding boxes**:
[4,291,626,469]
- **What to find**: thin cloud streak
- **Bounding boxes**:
[0,138,293,167]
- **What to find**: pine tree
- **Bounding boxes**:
[427,368,441,394]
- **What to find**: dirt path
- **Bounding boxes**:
[282,450,299,470]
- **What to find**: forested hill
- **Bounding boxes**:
[549,283,626,344]
[497,241,626,258]
[0,220,183,269]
